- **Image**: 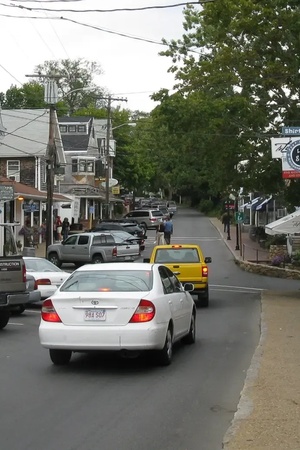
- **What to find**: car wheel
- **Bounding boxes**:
[92,255,103,264]
[48,253,62,268]
[182,312,196,344]
[198,287,209,308]
[157,326,173,366]
[49,349,72,366]
[0,310,10,330]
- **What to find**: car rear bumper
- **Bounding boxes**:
[0,292,30,306]
[39,321,167,351]
[181,281,208,294]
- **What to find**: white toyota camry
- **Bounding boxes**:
[39,263,196,366]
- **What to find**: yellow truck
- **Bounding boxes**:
[144,244,212,307]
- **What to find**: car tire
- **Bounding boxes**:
[49,349,72,366]
[92,255,103,264]
[0,310,10,330]
[198,287,209,308]
[182,312,196,345]
[48,253,62,268]
[157,326,173,366]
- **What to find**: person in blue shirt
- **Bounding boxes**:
[163,217,173,244]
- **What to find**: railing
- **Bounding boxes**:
[242,243,269,263]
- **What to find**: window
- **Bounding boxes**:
[78,235,89,245]
[165,267,182,292]
[59,125,67,133]
[71,158,95,174]
[64,236,77,246]
[159,266,174,294]
[7,160,20,182]
[68,125,76,133]
[77,125,86,133]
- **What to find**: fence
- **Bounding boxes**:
[242,243,269,263]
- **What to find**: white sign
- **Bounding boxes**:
[270,137,299,159]
[101,178,118,188]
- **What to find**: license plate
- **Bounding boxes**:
[84,309,106,321]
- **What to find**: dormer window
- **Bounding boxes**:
[68,125,76,132]
[78,125,86,133]
[59,125,67,133]
[72,158,95,174]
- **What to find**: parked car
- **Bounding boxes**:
[144,244,212,307]
[123,209,164,229]
[47,232,140,268]
[39,262,196,366]
[23,257,71,300]
[91,220,146,238]
[107,230,146,251]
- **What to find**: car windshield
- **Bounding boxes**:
[25,258,63,272]
[61,270,153,292]
[154,248,200,263]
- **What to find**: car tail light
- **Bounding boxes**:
[112,246,117,257]
[150,218,156,222]
[35,278,52,286]
[129,299,155,323]
[41,299,62,322]
[22,263,26,282]
[202,266,208,277]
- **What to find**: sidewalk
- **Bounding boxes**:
[211,218,300,450]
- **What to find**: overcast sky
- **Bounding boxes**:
[0,0,200,113]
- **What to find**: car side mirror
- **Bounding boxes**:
[205,257,212,263]
[184,283,194,292]
[143,258,150,263]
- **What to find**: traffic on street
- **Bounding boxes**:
[2,208,297,450]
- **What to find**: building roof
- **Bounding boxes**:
[0,177,70,202]
[0,108,66,165]
[59,116,91,123]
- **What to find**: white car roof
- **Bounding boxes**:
[75,263,153,272]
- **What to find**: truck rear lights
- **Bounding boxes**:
[202,266,208,277]
[22,263,26,282]
[129,299,155,323]
[112,246,118,257]
[41,299,62,322]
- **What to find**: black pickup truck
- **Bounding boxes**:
[0,224,30,329]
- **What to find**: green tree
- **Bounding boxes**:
[1,82,45,109]
[154,1,300,203]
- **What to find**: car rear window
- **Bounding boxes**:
[60,270,153,292]
[154,248,200,263]
[151,210,163,217]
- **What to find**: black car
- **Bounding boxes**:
[90,221,147,250]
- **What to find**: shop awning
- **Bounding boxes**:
[256,195,273,211]
[265,209,300,235]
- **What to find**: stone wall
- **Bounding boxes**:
[269,244,288,261]
[236,259,300,280]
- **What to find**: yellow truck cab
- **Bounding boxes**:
[144,244,212,307]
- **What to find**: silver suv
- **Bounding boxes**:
[123,209,164,229]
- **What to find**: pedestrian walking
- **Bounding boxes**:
[221,212,230,233]
[155,221,165,245]
[164,217,173,244]
[55,216,62,241]
[62,217,70,241]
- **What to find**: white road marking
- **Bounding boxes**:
[210,284,263,291]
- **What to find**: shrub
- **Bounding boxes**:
[265,234,286,249]
[199,199,214,214]
[270,255,285,267]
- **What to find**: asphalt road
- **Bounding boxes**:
[1,208,295,450]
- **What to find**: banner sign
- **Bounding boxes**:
[270,137,299,159]
[282,127,300,136]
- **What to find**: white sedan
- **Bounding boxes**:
[39,262,196,366]
[23,257,71,300]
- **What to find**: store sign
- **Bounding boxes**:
[270,137,299,159]
[112,186,120,195]
[0,185,14,201]
[282,126,300,136]
[22,200,40,212]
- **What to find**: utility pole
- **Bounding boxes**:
[102,95,127,219]
[26,73,59,255]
